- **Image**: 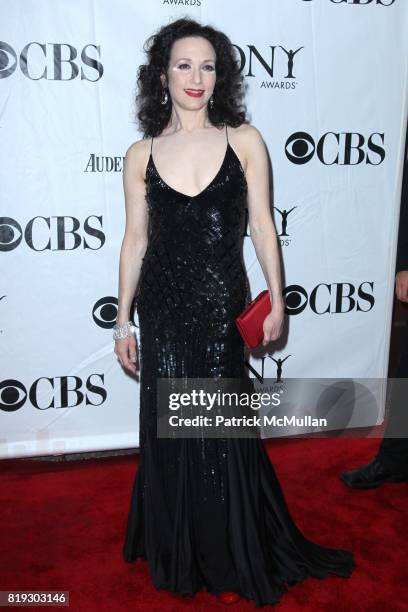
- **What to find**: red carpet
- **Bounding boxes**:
[0,438,407,611]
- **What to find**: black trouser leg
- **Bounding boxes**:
[377,317,408,476]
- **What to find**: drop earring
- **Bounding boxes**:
[209,95,214,109]
[161,87,168,105]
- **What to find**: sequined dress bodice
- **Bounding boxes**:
[136,132,249,332]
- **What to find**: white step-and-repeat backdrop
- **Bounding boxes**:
[1,0,407,458]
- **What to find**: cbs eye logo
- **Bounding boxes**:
[285,132,385,165]
[284,285,309,314]
[0,380,26,412]
[329,0,395,4]
[0,217,22,251]
[0,42,17,79]
[303,0,395,5]
[93,296,138,329]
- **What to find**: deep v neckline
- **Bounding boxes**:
[149,142,232,200]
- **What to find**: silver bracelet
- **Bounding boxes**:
[113,320,135,340]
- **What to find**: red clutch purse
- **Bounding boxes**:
[235,290,272,349]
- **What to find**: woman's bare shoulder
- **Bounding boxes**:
[229,123,266,170]
[231,123,265,146]
[124,137,151,179]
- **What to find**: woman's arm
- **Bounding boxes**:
[242,124,285,343]
[117,140,149,325]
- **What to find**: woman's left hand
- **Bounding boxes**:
[262,307,284,345]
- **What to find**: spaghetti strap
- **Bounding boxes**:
[150,136,154,155]
[225,123,229,144]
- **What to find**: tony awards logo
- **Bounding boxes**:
[274,206,297,246]
[233,44,304,90]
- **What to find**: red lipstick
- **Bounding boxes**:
[184,89,204,98]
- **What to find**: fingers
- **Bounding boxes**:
[114,338,140,375]
[396,272,408,302]
[128,344,140,370]
[262,330,278,345]
[396,282,408,302]
[117,354,139,374]
[129,347,139,364]
[263,322,283,345]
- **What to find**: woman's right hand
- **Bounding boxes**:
[114,334,139,376]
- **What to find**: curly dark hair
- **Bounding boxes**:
[134,16,247,137]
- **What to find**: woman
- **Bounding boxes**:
[115,17,354,607]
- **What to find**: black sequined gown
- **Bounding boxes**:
[123,125,354,607]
